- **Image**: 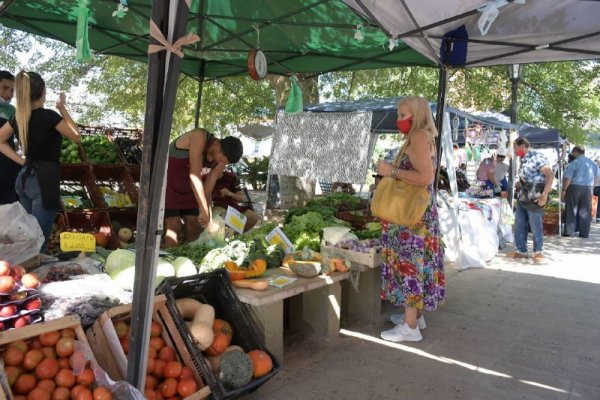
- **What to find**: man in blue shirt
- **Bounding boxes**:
[562,146,600,238]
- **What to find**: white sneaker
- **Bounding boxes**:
[380,322,422,342]
[389,313,426,329]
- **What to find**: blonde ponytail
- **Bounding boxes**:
[15,71,32,155]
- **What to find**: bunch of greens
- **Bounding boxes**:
[284,205,336,224]
[307,193,365,212]
[282,211,349,252]
[239,222,278,246]
[354,222,382,240]
[166,240,224,264]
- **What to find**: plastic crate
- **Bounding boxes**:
[92,164,138,208]
[334,210,379,230]
[60,164,104,209]
[107,128,142,165]
[47,212,68,256]
[543,222,559,236]
[64,210,119,249]
[156,270,282,400]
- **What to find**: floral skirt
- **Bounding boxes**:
[380,202,446,310]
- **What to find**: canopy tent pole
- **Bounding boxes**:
[507,65,521,205]
[194,61,206,128]
[127,0,190,391]
[434,66,449,191]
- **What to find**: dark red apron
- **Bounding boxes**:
[165,136,216,210]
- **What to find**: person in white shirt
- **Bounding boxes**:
[486,151,509,195]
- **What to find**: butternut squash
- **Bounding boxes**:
[189,322,214,351]
[193,304,216,327]
[232,280,269,291]
[175,298,203,320]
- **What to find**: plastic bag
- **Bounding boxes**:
[74,340,145,400]
[322,227,352,245]
[190,215,226,247]
[500,198,515,225]
[0,202,44,265]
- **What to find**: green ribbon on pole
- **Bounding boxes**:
[76,0,93,62]
[285,76,303,114]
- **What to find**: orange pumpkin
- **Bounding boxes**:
[224,262,239,272]
[94,233,109,248]
[228,271,246,281]
[205,319,233,356]
[247,350,273,378]
[245,259,267,278]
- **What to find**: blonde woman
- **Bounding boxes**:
[0,72,80,252]
[376,96,445,342]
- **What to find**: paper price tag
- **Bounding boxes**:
[224,206,247,234]
[60,232,96,252]
[266,227,293,254]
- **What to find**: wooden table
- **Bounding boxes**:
[233,267,349,361]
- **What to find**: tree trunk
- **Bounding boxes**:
[266,74,319,209]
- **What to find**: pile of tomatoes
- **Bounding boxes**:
[114,319,199,400]
[0,260,42,331]
[1,328,113,400]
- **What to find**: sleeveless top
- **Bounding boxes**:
[165,132,216,210]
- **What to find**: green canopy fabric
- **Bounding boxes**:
[0,0,435,79]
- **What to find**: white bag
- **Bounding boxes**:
[0,202,45,265]
[500,198,515,225]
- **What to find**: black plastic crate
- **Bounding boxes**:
[156,270,282,400]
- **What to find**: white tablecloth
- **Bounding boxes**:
[440,196,513,269]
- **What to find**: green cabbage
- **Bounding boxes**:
[104,249,175,290]
[172,256,197,277]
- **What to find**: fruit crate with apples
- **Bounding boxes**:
[0,263,43,332]
[86,295,211,400]
[0,315,102,400]
[156,270,282,400]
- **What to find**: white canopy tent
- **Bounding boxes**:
[343,0,600,67]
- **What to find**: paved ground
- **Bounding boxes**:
[245,219,600,400]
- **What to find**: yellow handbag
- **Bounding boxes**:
[370,143,431,226]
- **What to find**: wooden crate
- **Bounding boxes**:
[320,244,382,268]
[87,295,211,400]
[0,315,96,399]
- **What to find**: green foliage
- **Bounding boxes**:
[240,156,269,190]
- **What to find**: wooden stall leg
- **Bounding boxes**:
[342,265,381,326]
[251,301,284,362]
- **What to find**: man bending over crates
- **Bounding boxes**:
[164,128,243,247]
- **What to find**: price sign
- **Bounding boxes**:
[266,227,293,254]
[224,206,247,234]
[60,232,96,252]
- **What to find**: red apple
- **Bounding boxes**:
[21,273,40,289]
[24,298,42,311]
[10,265,26,279]
[13,315,31,328]
[0,304,17,317]
[0,260,11,276]
[0,275,16,292]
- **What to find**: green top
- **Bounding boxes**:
[0,102,15,123]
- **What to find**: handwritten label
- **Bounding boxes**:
[224,206,247,234]
[266,227,293,254]
[60,232,96,252]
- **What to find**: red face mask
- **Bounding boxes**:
[396,116,413,135]
[515,148,526,158]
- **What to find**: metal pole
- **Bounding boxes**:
[434,66,449,191]
[127,0,190,391]
[194,61,206,128]
[507,76,519,204]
